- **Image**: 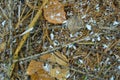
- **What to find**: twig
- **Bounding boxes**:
[8,0,48,78]
[13,34,95,63]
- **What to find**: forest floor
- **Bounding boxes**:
[0,0,120,80]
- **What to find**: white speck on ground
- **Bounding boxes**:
[97,35,101,41]
[2,20,6,26]
[118,65,120,70]
[82,15,86,19]
[109,76,114,80]
[79,59,83,64]
[50,33,54,40]
[113,21,119,25]
[86,24,92,30]
[103,44,108,49]
[43,63,50,72]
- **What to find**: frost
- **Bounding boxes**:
[43,63,50,72]
[86,24,92,30]
[67,11,73,16]
[50,33,54,40]
[68,44,73,48]
[89,18,96,23]
[97,36,101,41]
[62,20,67,24]
[95,4,100,11]
[79,59,83,64]
[113,21,119,25]
[56,70,60,74]
[92,38,95,42]
[49,45,53,48]
[53,40,59,46]
[82,15,86,19]
[85,36,91,41]
[103,44,108,49]
[110,76,114,80]
[56,13,61,16]
[66,72,70,78]
[118,65,120,70]
[70,34,73,37]
[2,20,6,26]
[50,15,54,19]
[73,45,76,50]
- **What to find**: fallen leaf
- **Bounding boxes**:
[26,60,43,75]
[31,69,54,80]
[27,51,69,80]
[49,51,68,66]
[27,60,55,80]
[40,53,52,61]
[67,15,83,33]
[48,51,69,80]
[43,0,66,24]
[49,66,69,80]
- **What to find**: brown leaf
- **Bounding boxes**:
[27,60,55,80]
[26,60,43,75]
[31,69,54,80]
[67,15,83,33]
[48,52,69,80]
[43,0,66,24]
[40,53,52,61]
[49,66,69,80]
[49,51,68,66]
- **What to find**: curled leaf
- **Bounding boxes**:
[43,0,66,24]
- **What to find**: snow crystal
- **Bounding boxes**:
[82,15,86,19]
[53,40,59,46]
[56,13,61,16]
[118,65,120,70]
[43,63,50,72]
[97,36,101,41]
[103,44,108,49]
[79,59,83,64]
[86,24,92,30]
[85,36,91,41]
[2,20,6,26]
[95,4,100,11]
[113,21,119,25]
[110,76,115,80]
[56,70,60,74]
[92,38,95,42]
[70,34,73,37]
[50,33,54,40]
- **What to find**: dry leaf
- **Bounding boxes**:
[40,53,52,61]
[67,15,83,33]
[49,51,68,66]
[26,60,43,75]
[43,0,66,24]
[27,60,55,80]
[27,52,69,80]
[49,66,69,80]
[31,69,54,80]
[0,42,6,53]
[48,52,69,80]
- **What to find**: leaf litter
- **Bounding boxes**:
[0,0,120,80]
